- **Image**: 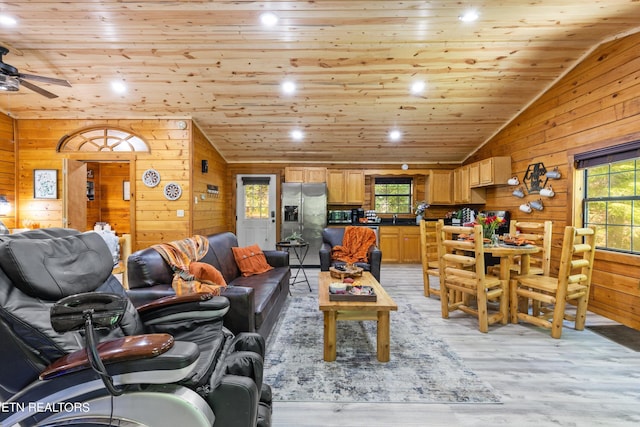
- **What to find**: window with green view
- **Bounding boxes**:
[582,157,640,254]
[244,184,270,219]
[374,177,413,214]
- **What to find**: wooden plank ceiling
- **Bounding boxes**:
[0,1,639,165]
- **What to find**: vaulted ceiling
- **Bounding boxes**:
[1,1,639,164]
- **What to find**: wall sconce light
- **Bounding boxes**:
[0,195,10,216]
[201,159,209,173]
[545,167,561,179]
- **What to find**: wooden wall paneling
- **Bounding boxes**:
[0,113,15,228]
[469,31,640,328]
[192,124,229,237]
[15,119,190,251]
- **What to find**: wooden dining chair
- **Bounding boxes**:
[510,225,597,339]
[436,222,508,333]
[420,219,443,298]
[509,220,553,276]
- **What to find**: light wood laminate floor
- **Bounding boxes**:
[271,265,640,427]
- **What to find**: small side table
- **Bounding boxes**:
[276,240,311,292]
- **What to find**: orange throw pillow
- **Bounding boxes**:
[232,244,273,277]
[189,262,227,287]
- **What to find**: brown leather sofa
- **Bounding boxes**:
[127,231,290,339]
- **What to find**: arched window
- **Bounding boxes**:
[56,127,150,152]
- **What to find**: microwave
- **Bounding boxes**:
[328,210,352,224]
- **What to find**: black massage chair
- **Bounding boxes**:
[0,228,272,427]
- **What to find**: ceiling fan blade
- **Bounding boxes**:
[18,73,71,87]
[18,78,59,99]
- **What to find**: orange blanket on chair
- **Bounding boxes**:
[332,226,377,264]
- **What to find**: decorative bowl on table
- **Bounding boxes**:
[329,264,364,279]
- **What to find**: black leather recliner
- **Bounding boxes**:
[0,228,271,427]
[319,227,382,281]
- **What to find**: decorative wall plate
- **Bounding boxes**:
[142,169,161,188]
[163,182,182,201]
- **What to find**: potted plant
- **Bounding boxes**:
[284,231,305,243]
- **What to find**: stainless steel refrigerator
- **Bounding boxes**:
[281,183,327,266]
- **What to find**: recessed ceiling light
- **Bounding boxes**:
[459,10,479,22]
[290,129,304,141]
[410,81,426,95]
[0,15,17,26]
[260,12,279,27]
[281,80,296,95]
[389,130,402,141]
[111,80,127,94]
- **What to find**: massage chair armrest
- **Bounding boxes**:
[208,375,260,427]
[136,293,230,324]
[319,242,332,271]
[263,249,290,268]
[40,334,198,381]
[220,286,256,335]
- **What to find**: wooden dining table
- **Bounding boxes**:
[484,243,540,321]
[484,244,540,280]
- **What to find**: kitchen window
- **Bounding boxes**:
[576,141,640,254]
[374,177,413,214]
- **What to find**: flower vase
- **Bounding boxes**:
[416,215,423,225]
[482,226,498,246]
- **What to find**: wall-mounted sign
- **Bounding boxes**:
[523,162,548,194]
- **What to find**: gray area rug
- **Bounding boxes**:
[264,294,501,403]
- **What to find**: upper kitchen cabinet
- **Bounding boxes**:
[327,169,364,204]
[454,165,486,204]
[284,167,327,183]
[425,170,453,205]
[469,156,512,187]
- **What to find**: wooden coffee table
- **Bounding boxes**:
[318,271,398,362]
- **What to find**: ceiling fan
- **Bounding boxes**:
[0,46,71,99]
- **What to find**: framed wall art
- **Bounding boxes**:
[33,169,58,199]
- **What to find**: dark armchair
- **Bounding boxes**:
[319,227,382,282]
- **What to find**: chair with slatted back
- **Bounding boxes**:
[420,219,443,297]
[510,225,597,339]
[436,222,508,333]
[509,221,553,276]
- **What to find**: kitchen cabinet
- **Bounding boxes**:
[284,167,327,183]
[379,226,421,263]
[379,227,401,263]
[469,156,511,187]
[327,169,364,204]
[424,170,453,205]
[469,162,481,187]
[454,165,486,204]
